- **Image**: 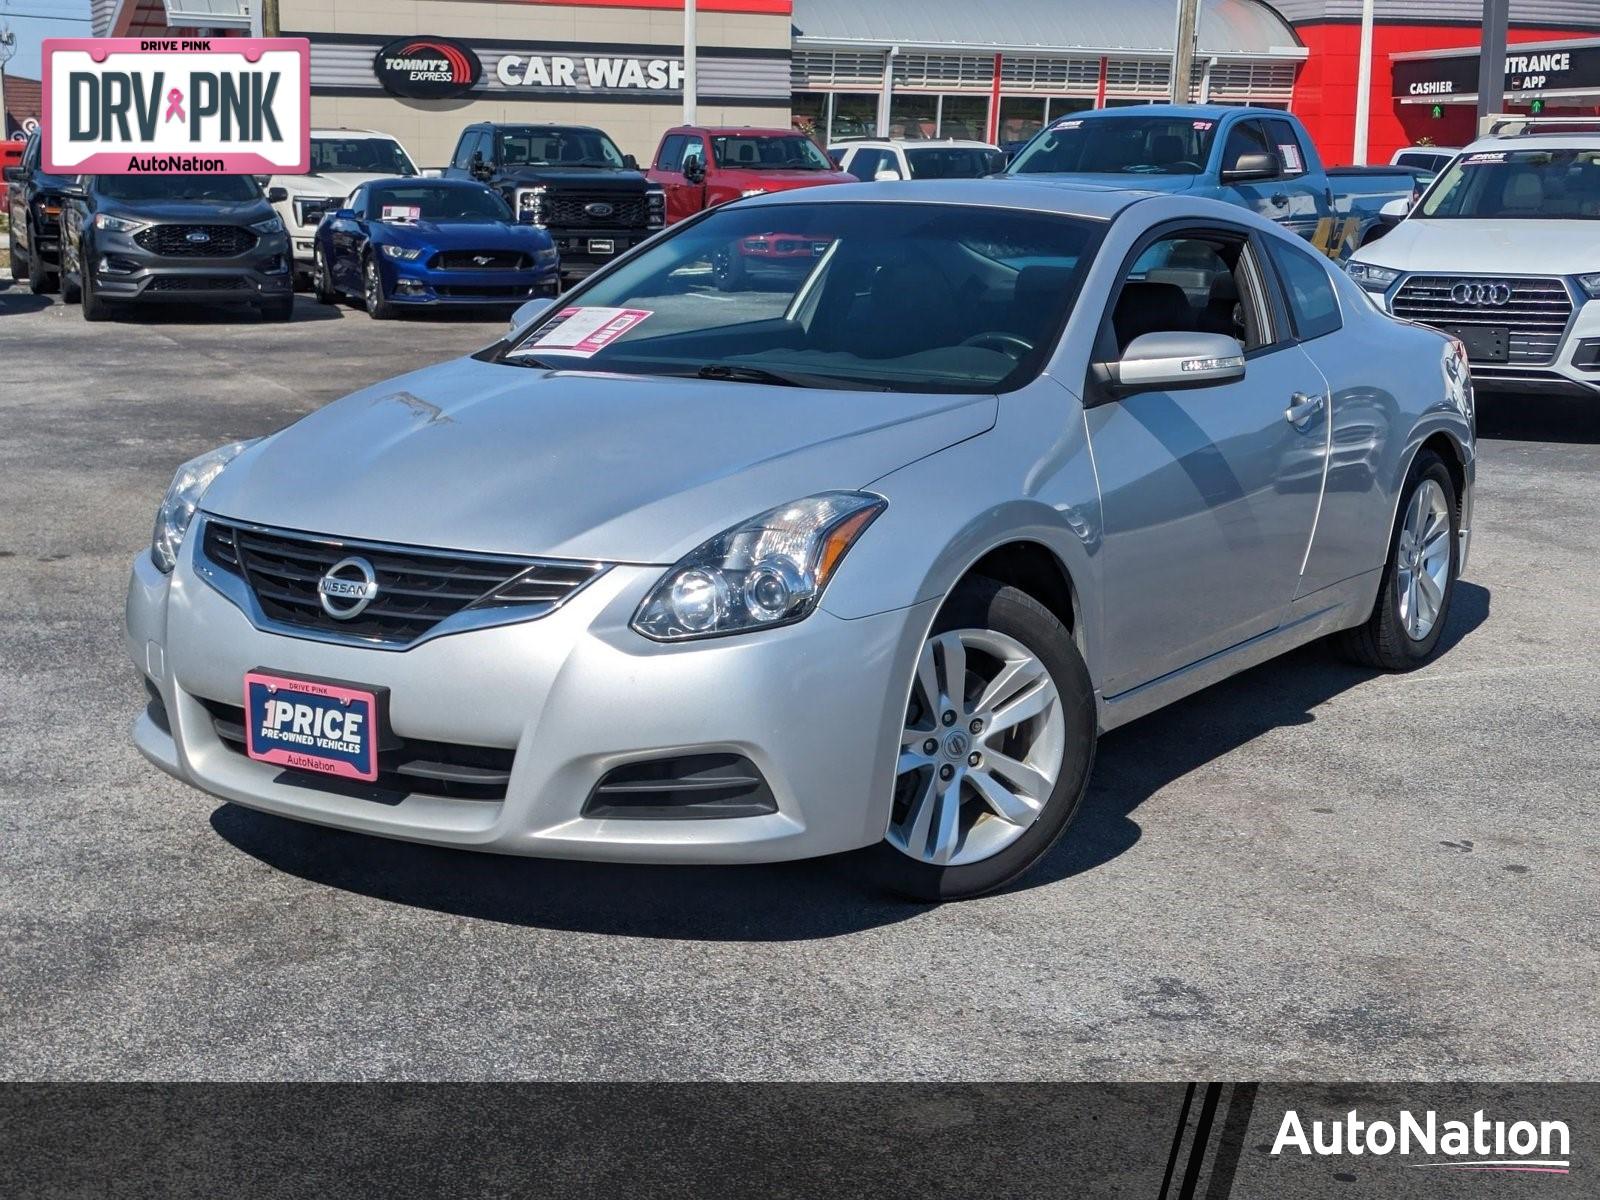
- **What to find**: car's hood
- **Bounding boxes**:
[201,357,997,563]
[372,220,548,248]
[496,166,649,190]
[1355,218,1599,275]
[102,198,273,223]
[1005,171,1196,193]
[282,170,391,198]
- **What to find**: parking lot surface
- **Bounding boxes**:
[2,282,1597,1081]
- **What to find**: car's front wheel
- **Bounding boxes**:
[1338,449,1459,670]
[363,254,395,320]
[27,220,58,295]
[7,221,28,281]
[312,248,338,305]
[866,577,1096,901]
[80,265,111,321]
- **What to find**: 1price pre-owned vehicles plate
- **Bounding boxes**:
[127,182,1475,900]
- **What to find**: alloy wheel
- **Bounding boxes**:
[1396,477,1451,641]
[364,260,379,310]
[890,628,1065,867]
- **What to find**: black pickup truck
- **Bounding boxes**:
[4,129,78,295]
[443,123,665,284]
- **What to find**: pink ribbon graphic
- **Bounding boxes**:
[164,88,185,123]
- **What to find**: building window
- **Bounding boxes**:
[890,95,938,140]
[939,95,989,140]
[999,97,1046,145]
[1047,97,1094,121]
[792,92,826,142]
[831,93,879,140]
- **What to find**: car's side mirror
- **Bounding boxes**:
[332,208,355,221]
[2,166,22,183]
[470,151,492,179]
[622,153,639,169]
[1380,196,1411,220]
[683,156,706,184]
[420,166,444,179]
[59,182,87,200]
[1095,332,1245,397]
[508,296,555,336]
[1221,153,1277,183]
[873,167,901,182]
[266,186,289,203]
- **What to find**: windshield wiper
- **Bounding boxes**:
[695,364,808,387]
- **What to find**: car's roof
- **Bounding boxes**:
[832,139,1001,151]
[1394,145,1457,152]
[1063,104,1284,121]
[670,126,798,137]
[743,177,1152,219]
[1463,133,1600,152]
[310,128,400,140]
[479,122,609,134]
[366,175,488,189]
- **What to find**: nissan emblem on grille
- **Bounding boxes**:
[318,557,380,620]
[1450,281,1512,306]
[585,202,615,218]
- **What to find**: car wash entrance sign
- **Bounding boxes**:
[41,37,309,174]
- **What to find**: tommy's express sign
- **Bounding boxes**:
[42,38,309,175]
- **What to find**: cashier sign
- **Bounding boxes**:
[41,37,308,174]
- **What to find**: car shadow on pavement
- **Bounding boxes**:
[210,583,1489,938]
[0,289,53,316]
[1477,393,1600,444]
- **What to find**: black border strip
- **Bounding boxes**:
[288,28,792,59]
[309,86,790,107]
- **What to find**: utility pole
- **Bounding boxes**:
[261,0,280,38]
[682,0,697,124]
[0,26,14,142]
[1476,0,1510,127]
[1352,0,1375,163]
[1171,0,1200,104]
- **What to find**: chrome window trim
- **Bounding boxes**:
[191,514,610,652]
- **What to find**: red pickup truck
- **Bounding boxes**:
[646,126,856,224]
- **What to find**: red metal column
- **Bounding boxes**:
[988,53,1003,142]
[1095,55,1108,108]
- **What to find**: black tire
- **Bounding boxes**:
[1338,449,1459,671]
[259,294,294,322]
[711,246,745,292]
[864,577,1097,902]
[8,222,27,281]
[27,222,58,295]
[80,266,111,321]
[362,254,395,320]
[312,248,338,305]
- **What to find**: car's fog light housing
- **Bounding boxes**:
[633,492,886,641]
[1577,273,1600,299]
[151,440,257,573]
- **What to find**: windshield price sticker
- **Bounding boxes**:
[1193,120,1215,130]
[1052,119,1084,131]
[42,37,309,175]
[1463,151,1507,165]
[527,307,653,356]
[381,205,421,223]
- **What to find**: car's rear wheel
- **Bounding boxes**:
[711,246,744,292]
[1338,449,1459,670]
[312,248,338,305]
[866,577,1096,901]
[363,254,395,320]
[27,221,58,295]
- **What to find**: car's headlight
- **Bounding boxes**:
[151,440,257,573]
[380,244,423,260]
[1577,273,1600,299]
[1345,261,1400,293]
[632,492,886,641]
[93,213,145,233]
[249,215,285,235]
[646,188,666,228]
[517,185,548,226]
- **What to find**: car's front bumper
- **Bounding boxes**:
[89,228,292,303]
[382,258,561,305]
[126,537,930,864]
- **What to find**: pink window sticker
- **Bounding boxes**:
[529,306,654,356]
[1278,143,1304,173]
[1193,120,1214,130]
[381,205,421,223]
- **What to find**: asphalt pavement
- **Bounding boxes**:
[1,281,1597,1080]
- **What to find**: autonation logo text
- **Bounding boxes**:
[1272,1109,1571,1175]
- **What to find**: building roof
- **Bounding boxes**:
[791,0,1304,57]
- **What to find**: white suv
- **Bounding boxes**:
[829,138,1007,182]
[1347,130,1600,398]
[266,128,419,286]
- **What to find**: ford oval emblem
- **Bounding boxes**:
[584,202,615,218]
[186,228,211,244]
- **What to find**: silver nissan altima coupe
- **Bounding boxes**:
[127,181,1475,900]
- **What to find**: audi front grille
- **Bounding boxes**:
[1391,275,1575,366]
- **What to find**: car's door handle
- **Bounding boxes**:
[1271,192,1290,206]
[1285,392,1325,427]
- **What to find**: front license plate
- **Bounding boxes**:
[587,238,615,255]
[243,670,380,782]
[1439,323,1509,363]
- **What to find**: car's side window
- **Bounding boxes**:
[347,185,367,216]
[1106,230,1271,357]
[1221,120,1275,176]
[845,149,878,181]
[450,130,476,170]
[656,134,686,171]
[1266,238,1343,341]
[681,137,706,171]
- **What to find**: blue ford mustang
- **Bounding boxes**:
[312,178,560,318]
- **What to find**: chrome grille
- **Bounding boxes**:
[200,519,605,646]
[1391,275,1574,366]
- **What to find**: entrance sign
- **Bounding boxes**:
[41,37,309,175]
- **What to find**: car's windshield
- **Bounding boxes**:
[497,128,626,169]
[1009,116,1219,176]
[502,202,1099,393]
[368,184,510,222]
[311,136,416,176]
[906,147,1006,179]
[710,134,833,171]
[1419,148,1600,219]
[96,174,261,202]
